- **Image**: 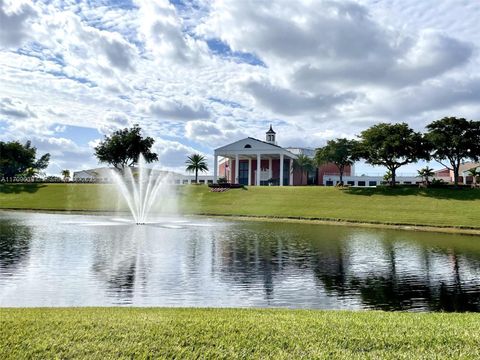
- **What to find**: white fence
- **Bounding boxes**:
[323,175,451,187]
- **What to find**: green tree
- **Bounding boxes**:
[185,154,208,183]
[315,138,357,185]
[61,169,70,181]
[425,117,480,187]
[292,154,315,185]
[0,141,50,178]
[417,166,435,185]
[383,170,392,184]
[356,123,429,186]
[22,167,39,178]
[94,124,158,172]
[467,167,480,186]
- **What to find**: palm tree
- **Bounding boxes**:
[383,170,392,184]
[22,167,39,178]
[467,167,480,186]
[292,154,315,185]
[185,154,209,183]
[417,166,435,186]
[61,169,70,181]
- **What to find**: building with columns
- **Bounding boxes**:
[213,126,353,186]
[214,126,296,186]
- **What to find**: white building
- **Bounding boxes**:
[213,126,298,186]
[73,167,213,184]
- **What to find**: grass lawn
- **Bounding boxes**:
[1,308,480,359]
[2,183,480,229]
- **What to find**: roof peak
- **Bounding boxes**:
[266,124,276,134]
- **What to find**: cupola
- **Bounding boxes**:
[266,125,276,144]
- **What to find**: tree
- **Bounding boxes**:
[61,169,70,181]
[22,167,39,178]
[383,170,392,184]
[94,124,158,172]
[356,123,429,186]
[417,166,435,186]
[467,167,480,186]
[425,117,480,187]
[315,138,357,185]
[292,154,315,185]
[0,140,50,178]
[185,154,208,183]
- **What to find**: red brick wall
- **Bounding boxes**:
[317,164,352,185]
[219,159,350,185]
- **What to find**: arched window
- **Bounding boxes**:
[244,144,252,148]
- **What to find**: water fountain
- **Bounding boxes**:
[110,154,175,224]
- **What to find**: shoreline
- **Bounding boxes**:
[2,207,480,236]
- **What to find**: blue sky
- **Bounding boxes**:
[1,0,480,175]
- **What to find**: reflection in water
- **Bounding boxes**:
[1,211,480,311]
[0,219,32,274]
[92,226,141,304]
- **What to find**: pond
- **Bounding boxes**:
[1,211,480,311]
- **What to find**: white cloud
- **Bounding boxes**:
[1,0,480,175]
[0,0,37,48]
[0,97,36,118]
[98,112,131,135]
[146,98,210,121]
[135,0,207,64]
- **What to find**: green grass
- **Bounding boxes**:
[1,308,479,359]
[2,183,480,228]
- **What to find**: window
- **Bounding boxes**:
[369,181,377,186]
[239,161,249,185]
[358,181,366,186]
[244,144,252,148]
[182,180,188,184]
[199,180,205,184]
[347,181,355,186]
[326,180,334,186]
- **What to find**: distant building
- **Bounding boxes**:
[434,162,480,184]
[213,126,352,186]
[73,167,213,184]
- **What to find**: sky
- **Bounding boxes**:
[1,0,480,176]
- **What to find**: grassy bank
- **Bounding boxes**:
[2,183,480,229]
[1,308,479,359]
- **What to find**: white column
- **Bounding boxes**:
[280,153,284,186]
[268,158,272,180]
[248,158,252,186]
[235,154,239,184]
[213,155,218,183]
[289,158,293,186]
[256,153,261,186]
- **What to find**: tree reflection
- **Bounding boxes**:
[91,226,147,303]
[0,219,32,274]
[217,223,480,311]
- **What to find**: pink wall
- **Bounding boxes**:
[218,159,351,185]
[317,164,352,185]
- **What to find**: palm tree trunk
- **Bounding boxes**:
[195,169,198,183]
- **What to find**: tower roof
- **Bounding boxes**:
[266,125,276,134]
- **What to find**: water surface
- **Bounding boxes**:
[1,211,480,311]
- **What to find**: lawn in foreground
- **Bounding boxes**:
[0,308,480,359]
[1,308,480,359]
[2,183,480,228]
